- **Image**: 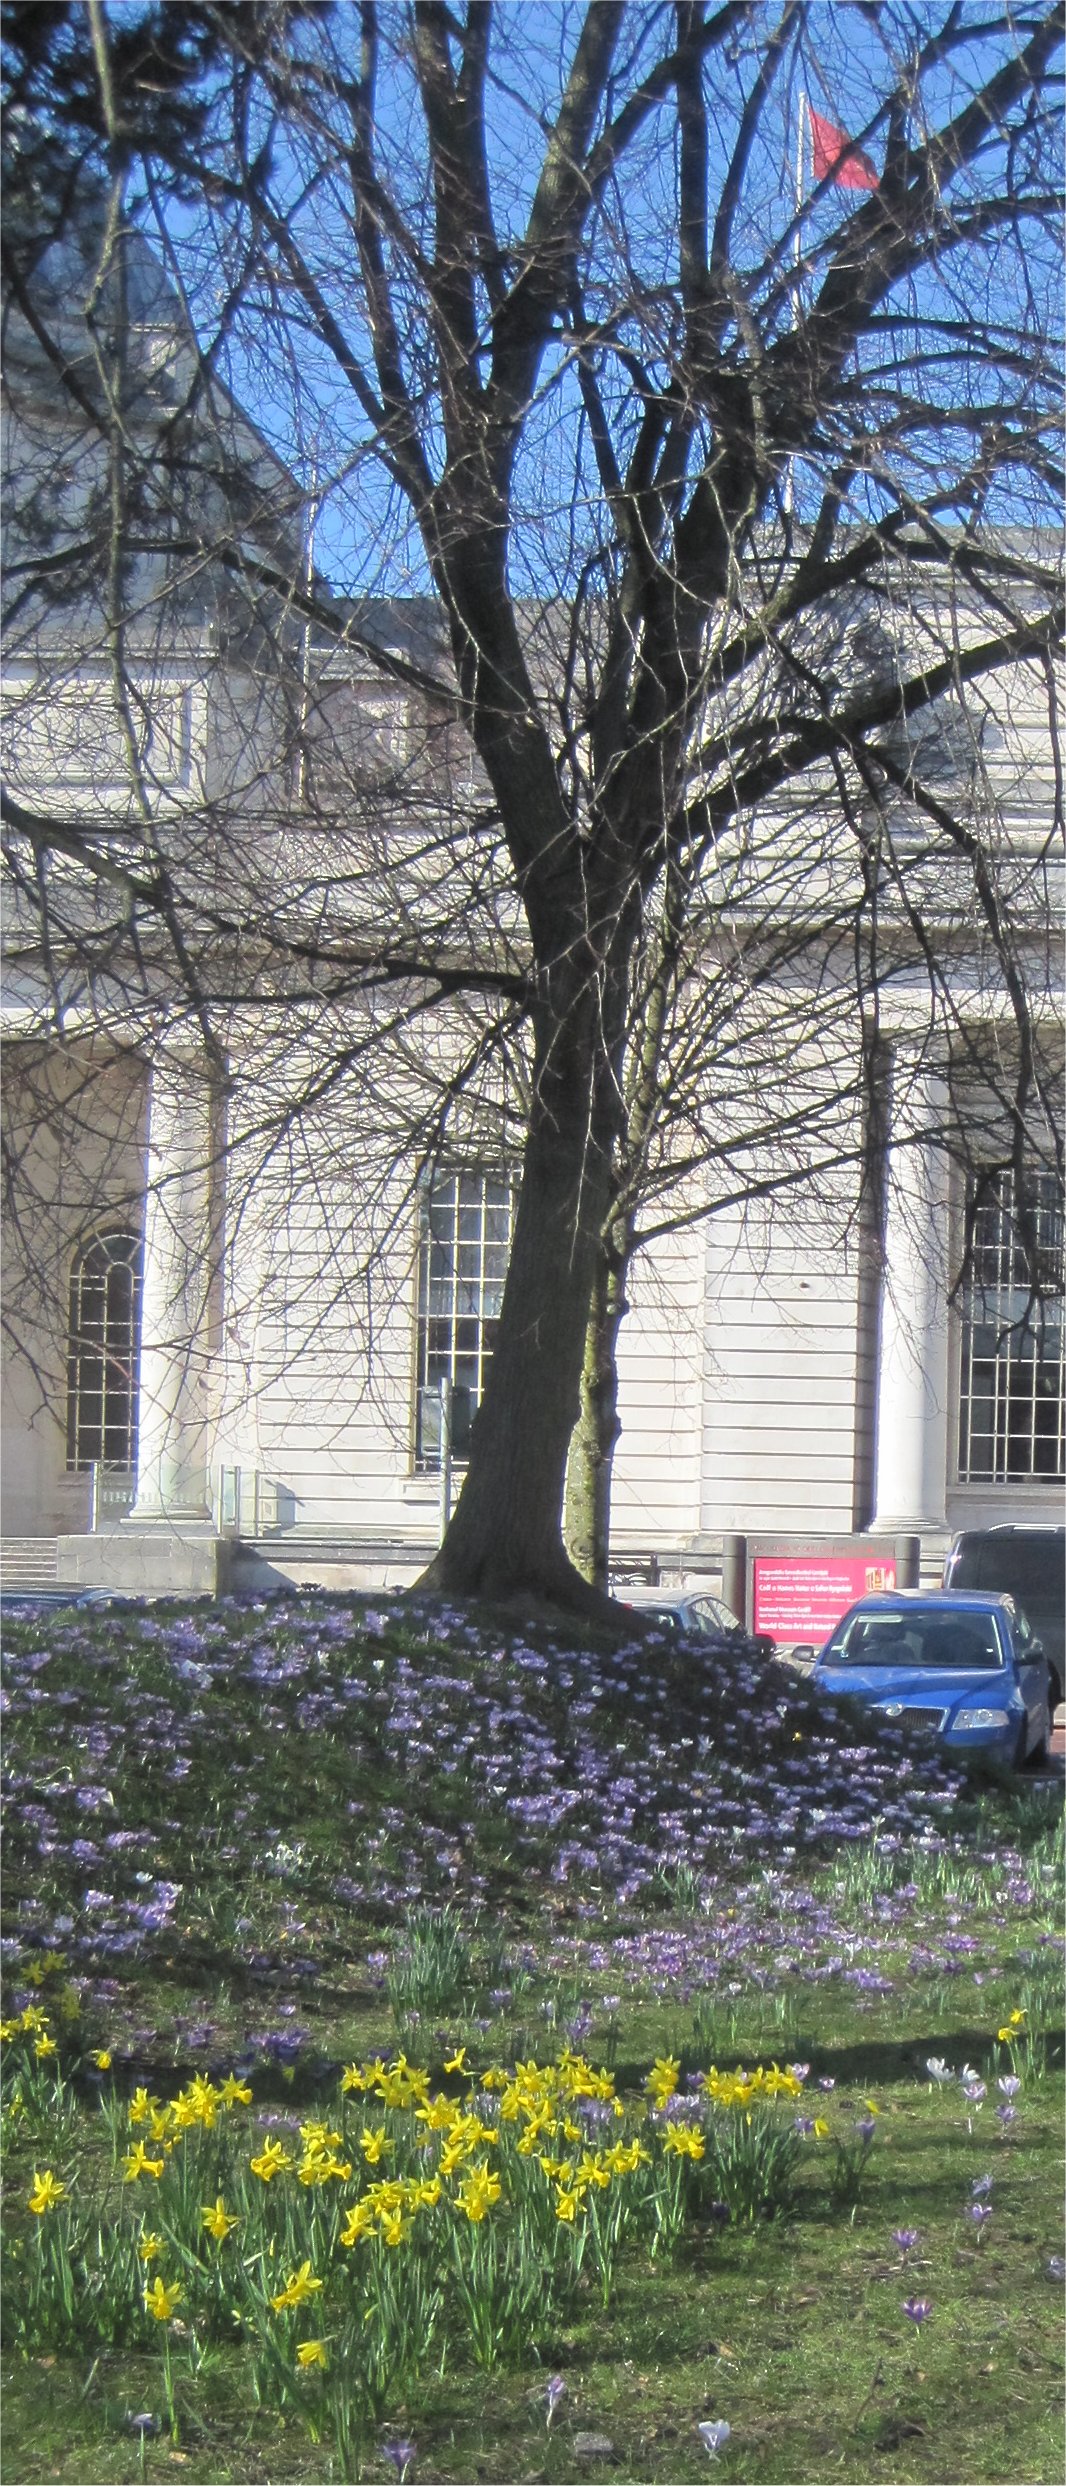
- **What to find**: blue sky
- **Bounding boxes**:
[133,2,1061,592]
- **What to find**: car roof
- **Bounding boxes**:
[842,1590,1013,1613]
[618,1585,696,1605]
[953,1525,1064,1538]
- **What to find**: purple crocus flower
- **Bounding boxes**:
[966,2203,993,2235]
[997,2074,1021,2098]
[546,2375,566,2428]
[970,2174,993,2198]
[903,2297,932,2325]
[381,2441,416,2482]
[698,2420,732,2457]
[893,2229,919,2257]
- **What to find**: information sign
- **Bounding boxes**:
[752,1552,896,1648]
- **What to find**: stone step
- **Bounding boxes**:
[1,1537,60,1587]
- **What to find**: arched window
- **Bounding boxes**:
[66,1230,142,1472]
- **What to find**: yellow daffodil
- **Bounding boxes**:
[455,2162,502,2222]
[359,2124,394,2165]
[443,2046,468,2073]
[813,2118,830,2138]
[645,2054,681,2105]
[172,2075,220,2130]
[219,2075,253,2107]
[90,2049,112,2071]
[604,2139,650,2175]
[0,2019,21,2042]
[145,2277,183,2322]
[416,2092,457,2131]
[296,2339,328,2368]
[341,2058,382,2093]
[123,2142,166,2182]
[19,2005,47,2032]
[300,2119,343,2150]
[663,2122,706,2159]
[28,2169,66,2215]
[128,2087,162,2127]
[34,2033,58,2059]
[250,2139,293,2182]
[138,2233,164,2264]
[201,2196,240,2241]
[270,2260,323,2313]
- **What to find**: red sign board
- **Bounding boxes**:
[752,1553,896,1649]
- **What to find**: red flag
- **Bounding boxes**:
[808,105,879,191]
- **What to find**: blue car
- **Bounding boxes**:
[812,1590,1053,1768]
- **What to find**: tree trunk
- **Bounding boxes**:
[564,1220,628,1589]
[564,902,678,1586]
[418,966,623,1614]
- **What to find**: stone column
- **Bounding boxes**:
[871,1046,951,1531]
[126,1048,219,1524]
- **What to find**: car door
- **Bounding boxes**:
[1003,1602,1047,1740]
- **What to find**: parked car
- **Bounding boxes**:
[618,1585,776,1662]
[0,1586,121,1615]
[943,1526,1063,1711]
[811,1589,1053,1767]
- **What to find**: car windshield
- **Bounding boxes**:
[825,1611,1005,1670]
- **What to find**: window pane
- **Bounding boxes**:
[67,1230,141,1472]
[958,1170,1064,1484]
[414,1173,515,1468]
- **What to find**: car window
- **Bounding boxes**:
[828,1612,1003,1669]
[688,1595,733,1632]
[966,1538,1063,1602]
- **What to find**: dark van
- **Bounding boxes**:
[943,1527,1064,1711]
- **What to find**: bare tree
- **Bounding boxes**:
[1,3,1062,1609]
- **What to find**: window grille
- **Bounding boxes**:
[957,1170,1064,1481]
[66,1230,141,1473]
[415,1170,515,1467]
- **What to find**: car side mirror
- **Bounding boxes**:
[790,1645,816,1665]
[1028,1638,1045,1662]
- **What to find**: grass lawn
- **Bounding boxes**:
[1,1592,1063,2485]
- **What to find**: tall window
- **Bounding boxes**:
[958,1171,1064,1481]
[415,1171,515,1467]
[66,1230,141,1472]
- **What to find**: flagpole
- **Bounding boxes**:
[784,93,806,516]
